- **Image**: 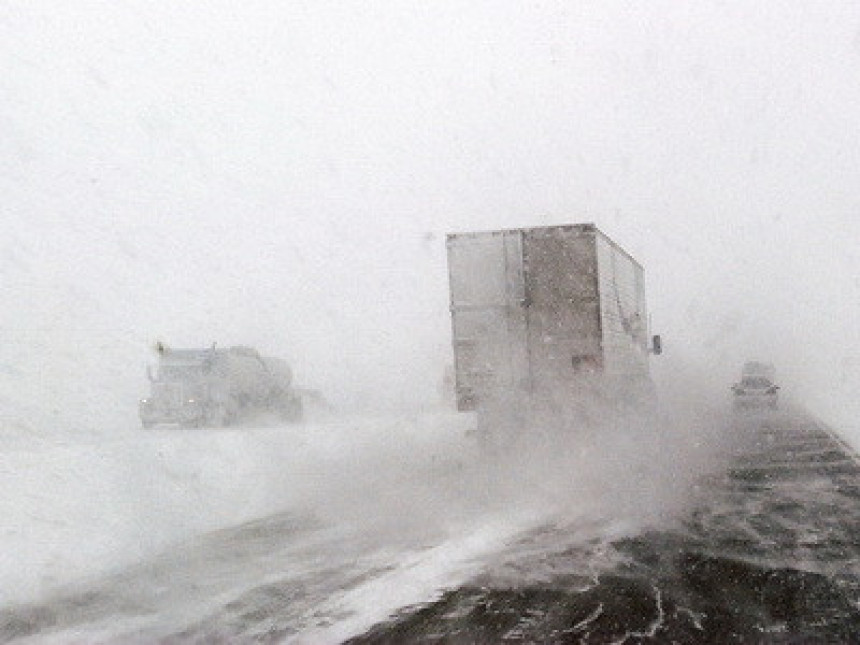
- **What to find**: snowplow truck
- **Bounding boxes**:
[139,345,303,428]
[446,223,661,428]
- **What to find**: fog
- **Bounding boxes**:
[3,1,860,425]
[2,0,860,623]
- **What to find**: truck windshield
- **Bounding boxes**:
[741,377,772,388]
[157,364,205,381]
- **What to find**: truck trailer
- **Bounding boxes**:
[446,223,660,426]
[139,345,303,428]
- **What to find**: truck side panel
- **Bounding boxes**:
[595,234,649,378]
[447,232,529,411]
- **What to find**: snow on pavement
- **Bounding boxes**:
[0,410,478,607]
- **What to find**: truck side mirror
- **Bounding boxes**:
[651,335,662,355]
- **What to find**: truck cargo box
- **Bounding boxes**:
[446,223,655,412]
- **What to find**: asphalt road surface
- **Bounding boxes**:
[352,410,860,644]
[2,409,859,643]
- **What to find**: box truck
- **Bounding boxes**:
[446,223,660,428]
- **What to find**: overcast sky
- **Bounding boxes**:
[2,1,859,413]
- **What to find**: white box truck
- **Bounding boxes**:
[446,223,660,422]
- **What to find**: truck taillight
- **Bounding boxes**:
[572,355,602,372]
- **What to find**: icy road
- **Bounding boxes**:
[1,408,859,643]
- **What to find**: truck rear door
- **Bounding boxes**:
[447,231,529,411]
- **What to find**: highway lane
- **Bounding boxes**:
[351,409,860,643]
[2,408,858,643]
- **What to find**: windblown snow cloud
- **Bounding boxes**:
[1,0,859,434]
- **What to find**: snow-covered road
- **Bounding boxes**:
[0,411,485,606]
[0,409,562,642]
[351,409,860,643]
[4,406,856,642]
[3,508,538,643]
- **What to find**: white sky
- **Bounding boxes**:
[2,0,859,413]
